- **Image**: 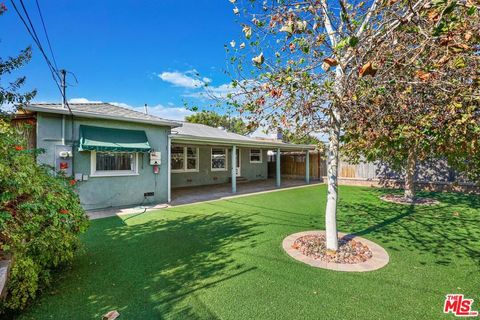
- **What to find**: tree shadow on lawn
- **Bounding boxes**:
[338,189,480,266]
[373,187,480,208]
[21,210,261,320]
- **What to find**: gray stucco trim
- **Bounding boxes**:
[170,135,315,151]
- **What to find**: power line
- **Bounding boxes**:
[34,0,58,71]
[10,0,73,113]
[17,0,60,83]
[10,0,60,85]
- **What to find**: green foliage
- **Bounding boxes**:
[0,11,36,111]
[282,129,325,151]
[0,119,89,312]
[342,2,480,180]
[185,110,253,135]
[0,4,88,313]
[14,186,480,319]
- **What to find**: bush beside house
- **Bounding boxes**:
[0,119,89,312]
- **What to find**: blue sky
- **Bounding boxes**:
[1,0,242,119]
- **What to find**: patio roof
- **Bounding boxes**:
[170,122,315,151]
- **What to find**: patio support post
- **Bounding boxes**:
[276,148,281,187]
[305,150,310,184]
[231,145,237,193]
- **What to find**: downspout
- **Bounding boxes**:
[61,115,65,145]
[167,134,171,203]
[61,69,67,145]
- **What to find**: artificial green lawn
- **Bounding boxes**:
[18,185,480,319]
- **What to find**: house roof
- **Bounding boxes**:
[24,102,315,150]
[24,103,182,127]
[171,122,315,151]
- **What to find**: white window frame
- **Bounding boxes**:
[249,149,263,163]
[211,147,228,171]
[90,151,139,177]
[171,145,199,173]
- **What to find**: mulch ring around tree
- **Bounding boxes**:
[380,194,440,205]
[282,231,389,272]
[292,234,372,264]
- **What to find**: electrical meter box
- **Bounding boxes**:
[150,151,161,165]
[55,145,73,176]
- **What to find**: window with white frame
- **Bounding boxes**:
[171,145,199,172]
[91,151,138,176]
[250,149,262,163]
[211,148,227,171]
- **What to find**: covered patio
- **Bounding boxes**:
[170,178,321,206]
[168,122,316,203]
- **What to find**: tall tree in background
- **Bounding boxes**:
[225,0,430,250]
[282,129,325,151]
[185,110,253,135]
[342,1,479,201]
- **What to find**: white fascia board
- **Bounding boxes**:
[169,134,316,151]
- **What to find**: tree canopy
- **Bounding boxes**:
[341,0,480,198]
[185,110,253,135]
[224,0,436,249]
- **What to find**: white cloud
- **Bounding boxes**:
[69,97,103,103]
[184,83,239,100]
[109,101,194,121]
[135,104,194,121]
[158,71,205,88]
[67,98,193,121]
[184,79,257,101]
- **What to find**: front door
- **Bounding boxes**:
[236,148,241,177]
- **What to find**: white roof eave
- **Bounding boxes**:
[169,134,315,151]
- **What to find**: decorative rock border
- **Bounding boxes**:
[380,195,440,206]
[282,231,389,272]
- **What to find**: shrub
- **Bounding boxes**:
[0,119,89,312]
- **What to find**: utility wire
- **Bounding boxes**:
[10,0,73,113]
[10,0,61,86]
[34,0,58,71]
[66,70,79,87]
[17,0,60,83]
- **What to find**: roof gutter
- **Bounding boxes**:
[169,134,316,151]
[24,105,182,128]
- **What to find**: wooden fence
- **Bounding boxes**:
[11,116,36,150]
[268,152,478,193]
[268,152,325,180]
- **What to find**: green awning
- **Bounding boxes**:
[79,125,151,152]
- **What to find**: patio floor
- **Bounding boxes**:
[87,178,322,219]
[170,178,321,206]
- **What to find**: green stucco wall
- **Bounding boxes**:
[171,146,268,188]
[36,113,170,210]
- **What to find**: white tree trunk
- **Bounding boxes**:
[404,148,416,201]
[325,66,344,251]
[325,108,340,251]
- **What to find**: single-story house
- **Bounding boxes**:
[19,102,315,210]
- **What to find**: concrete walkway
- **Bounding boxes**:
[87,179,321,220]
[171,178,319,206]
